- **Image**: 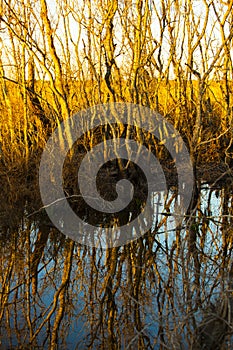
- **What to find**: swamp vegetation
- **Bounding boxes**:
[0,0,233,348]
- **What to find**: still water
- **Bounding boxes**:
[0,183,233,349]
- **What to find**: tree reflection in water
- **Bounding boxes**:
[0,184,233,349]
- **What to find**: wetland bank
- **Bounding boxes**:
[1,0,233,348]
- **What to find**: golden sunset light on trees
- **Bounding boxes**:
[0,1,233,349]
